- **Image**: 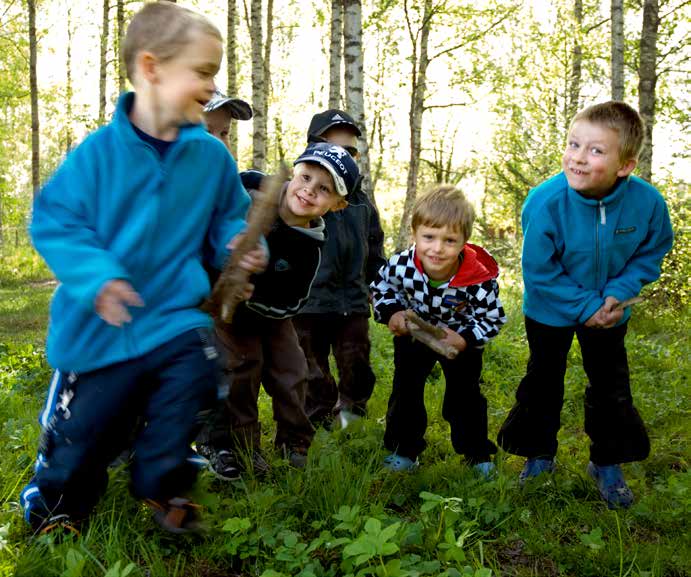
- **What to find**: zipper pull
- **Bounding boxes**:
[599,203,606,225]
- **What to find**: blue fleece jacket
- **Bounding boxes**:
[522,172,673,327]
[31,92,250,372]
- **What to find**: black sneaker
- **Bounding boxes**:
[249,450,271,476]
[207,449,242,481]
[284,446,308,469]
[37,514,81,538]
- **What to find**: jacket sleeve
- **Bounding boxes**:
[458,279,507,347]
[521,195,603,324]
[205,153,251,271]
[30,144,130,308]
[370,256,406,325]
[365,198,387,285]
[603,196,673,303]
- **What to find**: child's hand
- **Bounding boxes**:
[95,279,144,327]
[388,311,410,336]
[227,234,268,274]
[598,296,624,328]
[441,327,467,352]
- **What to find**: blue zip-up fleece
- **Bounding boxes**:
[31,92,250,373]
[522,172,672,327]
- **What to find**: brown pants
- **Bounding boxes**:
[199,309,314,453]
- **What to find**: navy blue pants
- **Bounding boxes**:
[497,317,649,465]
[384,335,497,464]
[20,329,218,529]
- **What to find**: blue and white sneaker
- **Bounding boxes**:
[383,453,418,472]
[473,461,497,480]
[519,458,555,485]
[587,462,634,509]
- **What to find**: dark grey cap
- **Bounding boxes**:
[204,90,253,120]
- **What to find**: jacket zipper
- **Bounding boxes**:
[595,201,606,286]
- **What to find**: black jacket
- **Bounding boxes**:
[298,186,386,315]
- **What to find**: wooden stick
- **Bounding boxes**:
[404,310,459,360]
[202,164,288,324]
[613,296,644,311]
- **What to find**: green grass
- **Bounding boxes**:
[0,251,689,577]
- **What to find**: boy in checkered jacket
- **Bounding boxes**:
[370,185,506,477]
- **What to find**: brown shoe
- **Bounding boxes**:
[145,497,204,534]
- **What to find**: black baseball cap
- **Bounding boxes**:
[294,142,360,197]
[204,90,253,120]
[307,109,361,140]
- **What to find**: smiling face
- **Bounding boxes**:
[153,31,222,128]
[413,224,465,281]
[282,163,346,227]
[562,120,637,199]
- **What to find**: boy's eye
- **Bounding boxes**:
[591,147,603,155]
[568,141,579,149]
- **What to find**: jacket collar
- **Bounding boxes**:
[565,172,628,207]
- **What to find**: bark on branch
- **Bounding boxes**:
[404,310,459,360]
[203,164,288,324]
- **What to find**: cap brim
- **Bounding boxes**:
[313,120,361,138]
[294,156,348,197]
[204,97,253,120]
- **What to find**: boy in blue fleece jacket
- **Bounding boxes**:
[20,2,263,534]
[497,101,673,508]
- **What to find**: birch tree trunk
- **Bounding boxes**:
[328,0,343,109]
[567,0,583,122]
[227,0,239,156]
[98,0,109,125]
[263,0,273,143]
[117,0,126,93]
[344,0,375,206]
[638,0,658,182]
[395,0,431,251]
[611,0,625,100]
[250,0,266,171]
[28,0,40,198]
[65,6,73,152]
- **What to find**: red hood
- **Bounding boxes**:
[413,243,499,287]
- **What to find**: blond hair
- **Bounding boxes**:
[571,101,645,161]
[124,1,222,82]
[412,185,475,241]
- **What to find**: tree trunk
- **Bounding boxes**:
[263,0,273,145]
[567,0,583,123]
[250,0,266,170]
[611,0,625,100]
[65,6,73,152]
[638,0,658,182]
[98,0,109,125]
[396,0,431,251]
[117,0,126,93]
[344,0,375,206]
[28,0,40,198]
[328,0,343,109]
[227,0,239,156]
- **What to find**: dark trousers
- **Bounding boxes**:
[20,329,218,528]
[384,336,497,464]
[200,311,314,453]
[497,317,649,465]
[293,313,376,423]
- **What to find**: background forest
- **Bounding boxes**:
[0,0,689,576]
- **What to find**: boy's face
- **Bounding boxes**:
[152,31,222,126]
[413,224,465,281]
[283,163,344,225]
[205,107,232,150]
[320,127,359,158]
[562,120,636,199]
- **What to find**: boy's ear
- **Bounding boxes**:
[330,197,349,212]
[617,157,637,178]
[136,51,159,83]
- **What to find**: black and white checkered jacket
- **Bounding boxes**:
[370,244,506,347]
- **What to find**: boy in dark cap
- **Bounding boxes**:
[199,142,359,478]
[203,89,253,149]
[293,109,386,429]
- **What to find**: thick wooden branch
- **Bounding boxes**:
[614,296,644,311]
[202,164,287,324]
[404,310,459,360]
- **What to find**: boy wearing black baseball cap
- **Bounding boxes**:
[198,142,358,478]
[294,110,386,430]
[203,89,253,153]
